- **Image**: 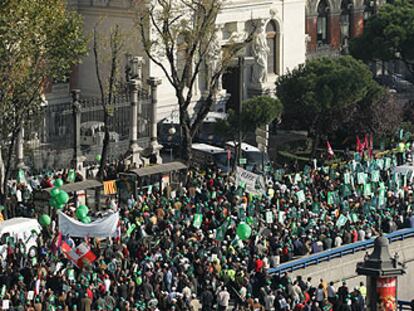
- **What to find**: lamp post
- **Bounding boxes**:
[340,19,350,54]
[71,89,81,169]
[356,235,406,311]
[168,126,176,161]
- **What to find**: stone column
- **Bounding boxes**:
[148,77,163,164]
[15,125,25,169]
[329,12,341,49]
[128,79,143,168]
[71,89,82,169]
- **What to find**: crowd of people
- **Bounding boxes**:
[1,145,414,310]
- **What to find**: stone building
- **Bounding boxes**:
[305,0,388,58]
[52,0,306,121]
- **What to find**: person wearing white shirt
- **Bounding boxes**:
[334,235,343,247]
[217,287,230,311]
[327,282,336,303]
[265,292,276,311]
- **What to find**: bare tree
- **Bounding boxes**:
[0,0,86,197]
[137,0,254,162]
[93,24,124,180]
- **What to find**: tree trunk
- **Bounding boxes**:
[0,145,5,203]
[2,131,17,203]
[311,133,320,159]
[181,123,193,165]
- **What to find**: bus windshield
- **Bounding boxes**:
[214,153,228,166]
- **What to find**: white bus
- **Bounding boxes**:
[191,143,232,173]
[225,141,270,173]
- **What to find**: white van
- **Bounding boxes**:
[192,143,232,173]
[225,141,270,173]
[0,218,41,261]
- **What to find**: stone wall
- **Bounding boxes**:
[283,237,414,301]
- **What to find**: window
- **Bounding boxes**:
[317,0,329,45]
[266,21,277,74]
[363,0,374,21]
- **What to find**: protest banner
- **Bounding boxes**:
[235,167,265,195]
[58,212,119,238]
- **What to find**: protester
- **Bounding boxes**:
[0,144,413,310]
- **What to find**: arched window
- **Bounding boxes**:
[317,0,330,45]
[266,21,278,74]
[363,0,374,20]
[340,0,353,39]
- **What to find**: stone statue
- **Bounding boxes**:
[251,21,270,85]
[126,55,143,82]
[206,32,223,91]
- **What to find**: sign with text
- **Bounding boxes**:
[235,166,265,195]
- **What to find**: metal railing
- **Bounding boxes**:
[398,300,412,311]
[268,228,414,275]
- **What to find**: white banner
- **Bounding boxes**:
[235,166,265,195]
[58,212,119,238]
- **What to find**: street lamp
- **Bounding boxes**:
[340,19,350,54]
[168,126,176,161]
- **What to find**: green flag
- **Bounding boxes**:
[305,219,316,231]
[17,169,26,184]
[363,183,372,197]
[377,159,384,170]
[296,190,306,204]
[336,214,348,228]
[238,207,246,221]
[294,173,301,184]
[343,172,350,184]
[371,170,380,183]
[378,188,386,207]
[278,211,285,223]
[215,218,230,241]
[126,224,137,237]
[327,191,335,205]
[265,210,273,224]
[311,202,320,214]
[357,172,365,185]
[384,157,391,170]
[193,214,203,229]
[67,169,76,183]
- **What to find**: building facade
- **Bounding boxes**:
[305,0,386,58]
[51,0,306,121]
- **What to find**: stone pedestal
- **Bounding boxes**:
[147,77,163,164]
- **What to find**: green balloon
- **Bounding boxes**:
[56,204,65,210]
[96,154,102,162]
[50,187,60,197]
[76,205,89,220]
[39,214,51,227]
[81,216,91,224]
[56,191,69,205]
[54,178,64,188]
[49,198,58,208]
[135,276,142,286]
[78,205,89,213]
[236,222,252,241]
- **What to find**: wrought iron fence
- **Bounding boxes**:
[23,88,152,171]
